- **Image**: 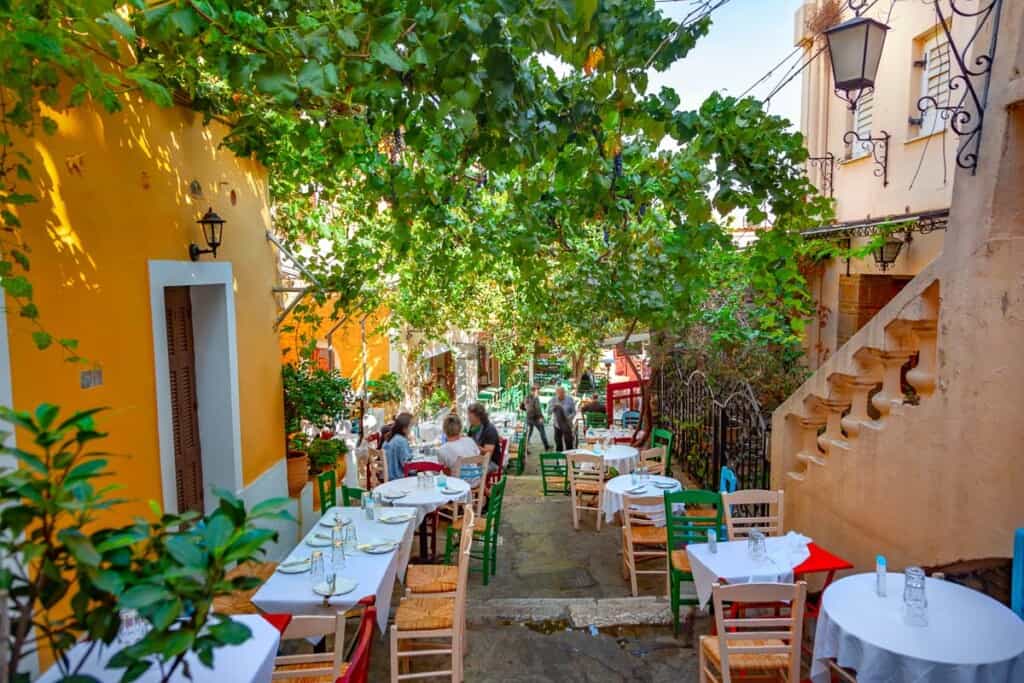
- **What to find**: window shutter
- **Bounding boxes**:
[852,90,874,158]
[165,287,204,514]
[921,38,951,135]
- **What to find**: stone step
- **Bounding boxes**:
[465,595,688,627]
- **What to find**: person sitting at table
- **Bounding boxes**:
[551,402,576,451]
[467,402,502,472]
[580,393,605,415]
[383,412,414,480]
[437,414,482,485]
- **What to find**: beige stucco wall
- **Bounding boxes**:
[774,2,1024,574]
[796,1,973,365]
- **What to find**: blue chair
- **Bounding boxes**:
[1013,528,1024,620]
[621,410,641,428]
[719,465,738,494]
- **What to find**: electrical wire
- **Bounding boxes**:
[740,46,803,98]
[764,46,826,105]
[644,0,735,70]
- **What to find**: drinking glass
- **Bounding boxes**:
[437,472,447,489]
[361,492,374,520]
[343,525,358,553]
[331,539,346,573]
[748,529,767,562]
[630,468,638,486]
[309,551,325,589]
[903,566,928,626]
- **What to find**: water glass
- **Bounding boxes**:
[630,469,638,486]
[437,473,447,489]
[309,551,325,589]
[343,525,358,553]
[747,529,767,562]
[331,540,346,572]
[903,566,928,626]
[417,471,425,489]
[362,492,374,520]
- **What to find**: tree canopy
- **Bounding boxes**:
[1,0,832,367]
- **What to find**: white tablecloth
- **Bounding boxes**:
[373,476,471,525]
[571,445,639,475]
[602,474,681,523]
[583,427,633,443]
[811,572,1024,683]
[252,506,416,633]
[37,614,279,683]
[685,533,812,608]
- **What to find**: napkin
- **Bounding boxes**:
[764,531,812,573]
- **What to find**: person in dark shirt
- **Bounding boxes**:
[580,394,606,414]
[468,402,502,471]
[519,384,551,451]
[551,402,575,451]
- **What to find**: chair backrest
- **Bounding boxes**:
[639,447,666,476]
[342,485,366,507]
[1013,528,1024,619]
[336,604,378,683]
[722,489,784,539]
[719,466,738,494]
[621,494,663,546]
[404,460,444,477]
[498,437,509,467]
[708,581,806,683]
[453,507,476,623]
[366,447,388,488]
[274,611,348,680]
[456,454,489,514]
[622,410,641,428]
[317,469,337,514]
[567,452,605,491]
[665,489,723,550]
[584,411,608,428]
[484,476,508,536]
[651,427,673,450]
[539,452,568,494]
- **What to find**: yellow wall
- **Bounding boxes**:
[280,304,393,391]
[5,94,285,520]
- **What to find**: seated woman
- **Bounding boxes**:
[382,412,414,480]
[437,414,482,485]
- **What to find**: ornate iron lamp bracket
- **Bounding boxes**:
[916,0,1004,175]
[842,130,890,186]
[807,153,836,197]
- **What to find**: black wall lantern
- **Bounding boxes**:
[824,5,889,111]
[872,234,906,272]
[190,207,226,261]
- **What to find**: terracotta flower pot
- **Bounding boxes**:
[286,451,309,497]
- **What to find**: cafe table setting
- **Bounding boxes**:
[811,569,1024,683]
[602,472,681,524]
[371,474,471,526]
[252,505,416,633]
[36,613,280,683]
[570,442,639,475]
[685,530,814,608]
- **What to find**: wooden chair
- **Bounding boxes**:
[722,489,785,540]
[211,561,277,615]
[650,427,674,476]
[584,411,608,429]
[699,581,807,683]
[539,452,568,495]
[665,489,723,634]
[638,446,667,476]
[342,485,366,507]
[485,437,510,491]
[337,602,379,683]
[444,476,507,585]
[566,451,606,531]
[391,507,475,682]
[317,470,337,515]
[366,447,388,489]
[455,454,489,516]
[272,600,377,682]
[620,494,668,597]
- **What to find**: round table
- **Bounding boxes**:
[601,474,681,524]
[584,427,634,445]
[374,476,472,560]
[811,572,1024,683]
[580,444,639,474]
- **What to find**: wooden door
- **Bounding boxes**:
[837,274,912,347]
[165,286,204,513]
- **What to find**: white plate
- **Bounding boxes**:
[625,487,647,495]
[358,540,398,554]
[441,488,462,495]
[382,491,408,501]
[277,560,311,574]
[307,535,332,547]
[653,482,676,489]
[378,513,414,524]
[312,577,358,597]
[319,516,352,528]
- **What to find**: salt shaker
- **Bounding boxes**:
[708,528,718,554]
[875,555,887,597]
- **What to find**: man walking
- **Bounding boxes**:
[548,385,577,452]
[520,384,551,450]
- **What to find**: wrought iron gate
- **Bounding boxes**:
[655,364,770,491]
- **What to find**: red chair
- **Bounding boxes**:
[260,613,292,635]
[336,603,377,683]
[486,437,509,491]
[366,431,382,448]
[402,461,444,561]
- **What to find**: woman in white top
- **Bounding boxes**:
[437,414,482,485]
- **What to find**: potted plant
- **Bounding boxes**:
[368,371,404,419]
[282,361,351,496]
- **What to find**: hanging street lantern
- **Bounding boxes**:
[824,13,889,110]
[189,207,226,261]
[872,235,904,272]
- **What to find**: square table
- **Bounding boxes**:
[36,614,279,683]
[252,506,415,633]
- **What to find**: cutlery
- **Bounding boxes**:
[281,558,310,568]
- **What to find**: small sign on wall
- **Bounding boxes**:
[80,368,103,389]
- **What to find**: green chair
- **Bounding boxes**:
[664,489,723,634]
[651,427,675,476]
[539,452,568,496]
[342,484,365,507]
[317,469,337,514]
[445,476,508,585]
[584,411,608,429]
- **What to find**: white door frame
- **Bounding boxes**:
[148,260,244,514]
